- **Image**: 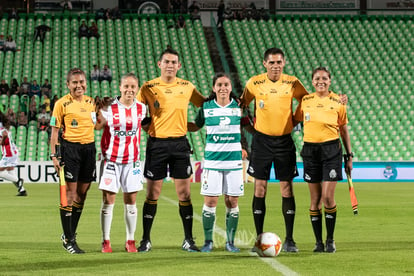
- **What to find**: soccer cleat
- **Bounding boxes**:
[225,242,240,253]
[16,190,27,196]
[282,238,299,253]
[125,240,137,253]
[102,240,112,253]
[313,241,325,253]
[61,234,67,246]
[326,239,336,253]
[63,239,85,254]
[137,239,152,252]
[200,240,213,252]
[182,238,200,252]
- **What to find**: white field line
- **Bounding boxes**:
[160,195,299,276]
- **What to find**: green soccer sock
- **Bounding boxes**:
[202,204,216,242]
[226,206,239,244]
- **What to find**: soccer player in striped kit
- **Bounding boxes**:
[0,111,27,196]
[294,67,353,253]
[188,73,247,253]
[96,73,147,253]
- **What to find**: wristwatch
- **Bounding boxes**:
[345,152,354,158]
[50,154,58,160]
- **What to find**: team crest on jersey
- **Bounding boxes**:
[104,178,112,185]
[71,119,78,127]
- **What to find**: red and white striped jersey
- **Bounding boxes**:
[100,98,146,164]
[0,123,18,158]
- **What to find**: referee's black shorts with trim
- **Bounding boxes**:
[247,131,298,181]
[144,136,193,180]
[61,139,96,183]
[300,139,343,183]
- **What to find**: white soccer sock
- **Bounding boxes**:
[101,203,114,241]
[226,206,240,216]
[124,204,137,241]
[203,204,216,214]
[0,170,19,183]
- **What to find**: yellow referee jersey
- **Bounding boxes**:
[137,77,204,138]
[241,73,308,136]
[50,94,96,144]
[294,91,348,143]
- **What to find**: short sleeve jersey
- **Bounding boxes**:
[0,124,18,157]
[195,99,242,171]
[100,98,146,164]
[294,91,348,143]
[137,77,204,138]
[241,73,308,136]
[50,93,96,143]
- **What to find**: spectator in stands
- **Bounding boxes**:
[20,77,31,96]
[4,35,16,52]
[171,0,182,13]
[105,8,112,20]
[17,111,28,127]
[188,1,200,13]
[0,79,9,96]
[38,115,51,141]
[96,8,105,20]
[0,35,5,51]
[100,65,112,82]
[91,64,101,81]
[111,7,122,19]
[217,0,225,28]
[61,0,73,12]
[10,79,19,96]
[37,108,51,123]
[41,79,52,97]
[29,96,38,112]
[28,101,38,122]
[29,80,41,98]
[19,94,29,115]
[41,94,51,113]
[34,25,51,43]
[190,6,201,21]
[78,20,89,38]
[8,8,18,20]
[89,22,100,39]
[6,108,17,127]
[50,95,59,112]
[176,15,186,28]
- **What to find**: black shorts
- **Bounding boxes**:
[247,131,298,181]
[144,136,193,180]
[61,140,96,183]
[300,139,343,183]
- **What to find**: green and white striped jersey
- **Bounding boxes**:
[195,99,242,171]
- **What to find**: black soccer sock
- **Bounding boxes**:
[325,206,337,240]
[142,198,158,241]
[71,201,84,235]
[60,206,73,241]
[252,196,266,236]
[179,200,194,240]
[310,209,323,243]
[282,197,296,240]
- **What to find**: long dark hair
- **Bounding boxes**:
[205,73,238,102]
[0,111,11,130]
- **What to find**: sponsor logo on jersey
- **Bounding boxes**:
[329,169,337,179]
[253,79,265,85]
[165,89,173,94]
[114,130,137,137]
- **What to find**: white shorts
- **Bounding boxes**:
[0,155,19,168]
[200,169,244,197]
[99,160,144,193]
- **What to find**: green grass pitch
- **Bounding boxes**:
[1,181,413,275]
